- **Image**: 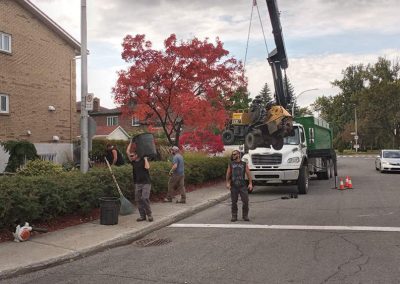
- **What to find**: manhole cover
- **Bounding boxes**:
[135,238,171,247]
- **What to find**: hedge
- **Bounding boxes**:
[0,155,228,229]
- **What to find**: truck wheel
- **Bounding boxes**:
[222,129,235,145]
[297,165,309,194]
[328,160,334,179]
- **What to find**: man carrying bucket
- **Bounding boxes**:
[127,141,153,222]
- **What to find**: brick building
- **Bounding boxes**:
[77,97,146,138]
[0,0,80,171]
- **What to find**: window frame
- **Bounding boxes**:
[132,116,140,126]
[0,32,12,53]
[0,94,9,114]
[106,116,118,126]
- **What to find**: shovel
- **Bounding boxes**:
[104,158,135,215]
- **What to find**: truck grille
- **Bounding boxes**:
[251,154,282,165]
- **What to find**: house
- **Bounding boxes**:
[76,97,147,138]
[0,0,80,172]
[93,125,130,141]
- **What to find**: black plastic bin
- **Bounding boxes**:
[99,197,120,225]
[133,133,157,158]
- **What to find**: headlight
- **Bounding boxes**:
[287,157,300,163]
[381,161,389,165]
[242,157,248,163]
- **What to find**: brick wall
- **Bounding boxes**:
[0,0,78,144]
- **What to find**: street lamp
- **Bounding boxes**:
[292,88,319,116]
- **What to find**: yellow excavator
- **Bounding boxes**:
[222,0,293,151]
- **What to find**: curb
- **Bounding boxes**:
[0,192,230,280]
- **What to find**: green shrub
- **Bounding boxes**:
[0,155,228,229]
[17,159,64,176]
[0,140,39,172]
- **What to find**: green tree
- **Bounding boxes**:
[297,107,313,117]
[283,75,297,114]
[228,86,251,111]
[258,82,273,105]
[312,57,400,149]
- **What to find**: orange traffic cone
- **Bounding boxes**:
[347,177,353,189]
[339,178,345,190]
[345,176,349,188]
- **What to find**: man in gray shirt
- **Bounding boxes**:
[164,146,186,203]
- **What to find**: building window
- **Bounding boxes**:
[107,116,118,126]
[0,94,9,114]
[132,117,140,126]
[0,32,12,53]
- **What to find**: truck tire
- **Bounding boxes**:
[322,160,330,180]
[222,129,235,145]
[297,165,309,194]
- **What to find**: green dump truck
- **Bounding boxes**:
[242,116,337,194]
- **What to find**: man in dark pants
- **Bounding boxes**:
[128,150,153,222]
[226,150,253,222]
[164,146,186,203]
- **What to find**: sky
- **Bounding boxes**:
[31,0,400,109]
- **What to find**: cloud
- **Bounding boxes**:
[29,0,400,109]
[245,48,400,108]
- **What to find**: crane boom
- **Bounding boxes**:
[266,0,289,108]
[221,0,293,151]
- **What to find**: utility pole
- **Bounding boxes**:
[354,107,358,153]
[80,0,89,173]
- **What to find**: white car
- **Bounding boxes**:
[375,150,400,173]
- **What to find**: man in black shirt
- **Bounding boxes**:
[127,150,153,222]
[105,144,125,166]
[226,150,253,222]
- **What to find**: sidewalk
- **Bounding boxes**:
[0,182,230,280]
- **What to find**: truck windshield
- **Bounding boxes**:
[283,127,300,145]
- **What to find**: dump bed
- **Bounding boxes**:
[295,116,333,150]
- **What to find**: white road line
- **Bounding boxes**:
[169,223,400,232]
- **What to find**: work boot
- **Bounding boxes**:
[147,216,154,222]
[176,199,186,204]
[136,217,146,222]
[231,215,238,222]
[163,198,172,203]
[243,216,250,221]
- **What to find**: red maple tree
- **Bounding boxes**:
[180,129,225,154]
[113,34,246,145]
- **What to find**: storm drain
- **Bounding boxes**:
[134,238,172,247]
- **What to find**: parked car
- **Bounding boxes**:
[375,150,400,173]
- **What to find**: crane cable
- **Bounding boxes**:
[244,0,270,70]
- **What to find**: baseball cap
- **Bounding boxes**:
[171,146,179,152]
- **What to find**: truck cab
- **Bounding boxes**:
[242,123,308,190]
[242,116,336,195]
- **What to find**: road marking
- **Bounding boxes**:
[169,223,400,232]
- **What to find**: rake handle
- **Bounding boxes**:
[104,158,124,196]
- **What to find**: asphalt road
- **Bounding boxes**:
[6,156,400,284]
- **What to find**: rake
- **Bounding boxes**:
[104,158,134,215]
